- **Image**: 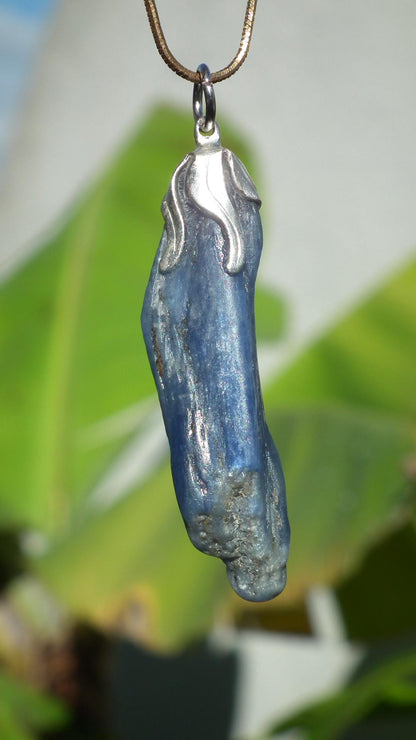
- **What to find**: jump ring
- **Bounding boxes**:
[193,63,216,134]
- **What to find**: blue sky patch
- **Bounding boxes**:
[0,0,58,169]
[0,0,56,21]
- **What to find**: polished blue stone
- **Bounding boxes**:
[141,141,290,601]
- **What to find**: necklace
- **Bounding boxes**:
[142,1,290,602]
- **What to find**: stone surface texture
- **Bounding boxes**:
[141,127,290,601]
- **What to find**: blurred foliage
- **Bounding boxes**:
[1,105,416,735]
[337,521,416,642]
[268,640,416,740]
[254,285,286,342]
[264,256,416,600]
[0,669,67,739]
[0,106,284,649]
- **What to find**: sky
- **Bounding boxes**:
[0,0,57,169]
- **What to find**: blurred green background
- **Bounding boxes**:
[1,1,416,739]
[1,102,415,739]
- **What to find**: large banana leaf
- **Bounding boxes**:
[2,103,415,647]
[0,107,281,646]
[265,258,416,416]
[263,256,416,601]
[36,256,416,645]
[0,106,280,533]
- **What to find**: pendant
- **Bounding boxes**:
[141,65,290,601]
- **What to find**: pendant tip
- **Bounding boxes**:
[226,559,288,602]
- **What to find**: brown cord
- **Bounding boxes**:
[144,0,258,83]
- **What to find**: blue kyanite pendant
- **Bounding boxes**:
[141,66,290,601]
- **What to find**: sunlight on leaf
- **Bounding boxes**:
[263,254,416,602]
[2,102,415,649]
[1,105,284,647]
[265,257,416,417]
[0,105,281,534]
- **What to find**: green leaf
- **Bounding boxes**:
[336,523,416,642]
[36,260,416,643]
[383,680,416,705]
[1,106,273,645]
[265,256,416,417]
[0,669,68,739]
[255,285,286,342]
[3,100,416,649]
[0,105,279,534]
[263,255,416,600]
[0,703,29,740]
[0,105,286,647]
[268,406,412,599]
[36,463,227,648]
